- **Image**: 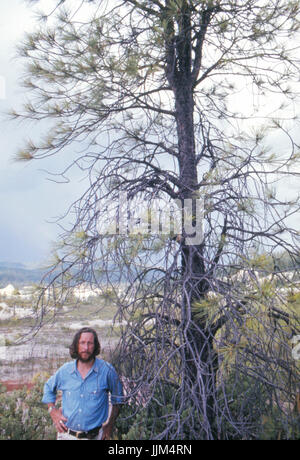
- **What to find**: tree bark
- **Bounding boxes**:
[173,67,217,436]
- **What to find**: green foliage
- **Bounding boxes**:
[116,373,300,440]
[0,376,56,440]
[259,412,300,440]
[287,291,300,309]
[115,384,176,440]
[116,406,152,440]
[274,250,300,272]
[116,382,210,440]
[218,371,300,440]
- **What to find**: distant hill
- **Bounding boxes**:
[0,261,123,288]
[0,262,27,270]
[0,262,45,288]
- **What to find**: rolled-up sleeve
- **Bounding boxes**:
[42,371,60,404]
[107,366,124,405]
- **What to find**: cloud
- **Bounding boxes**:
[0,159,86,264]
[0,0,299,266]
[0,1,84,264]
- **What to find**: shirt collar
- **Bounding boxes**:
[69,361,77,374]
[69,358,99,374]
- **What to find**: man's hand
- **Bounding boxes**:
[101,405,120,440]
[101,422,114,440]
[49,406,68,433]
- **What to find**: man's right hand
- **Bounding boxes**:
[49,407,68,433]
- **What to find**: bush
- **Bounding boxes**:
[217,371,300,440]
[115,374,300,440]
[115,382,204,440]
[0,376,56,440]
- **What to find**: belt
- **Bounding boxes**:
[67,425,102,439]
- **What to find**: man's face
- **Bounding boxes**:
[77,332,95,362]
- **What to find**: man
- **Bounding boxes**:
[42,327,123,440]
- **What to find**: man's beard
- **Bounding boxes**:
[78,351,95,363]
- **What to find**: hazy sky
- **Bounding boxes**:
[0,0,86,266]
[0,1,299,267]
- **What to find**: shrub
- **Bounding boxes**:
[0,376,56,440]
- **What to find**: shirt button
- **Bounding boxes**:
[80,394,83,397]
[79,409,82,412]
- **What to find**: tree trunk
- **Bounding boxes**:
[175,81,217,438]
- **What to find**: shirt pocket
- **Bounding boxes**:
[88,388,101,400]
[86,381,103,399]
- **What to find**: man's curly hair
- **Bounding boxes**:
[69,327,101,359]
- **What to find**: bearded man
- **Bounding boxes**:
[42,327,123,440]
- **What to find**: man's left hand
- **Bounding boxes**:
[101,422,113,440]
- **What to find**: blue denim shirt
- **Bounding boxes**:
[42,358,123,431]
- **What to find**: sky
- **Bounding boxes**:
[0,0,86,267]
[0,1,299,267]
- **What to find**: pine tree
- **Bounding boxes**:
[11,0,300,439]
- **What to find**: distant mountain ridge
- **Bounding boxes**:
[0,262,27,269]
[0,261,124,288]
[0,262,45,287]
